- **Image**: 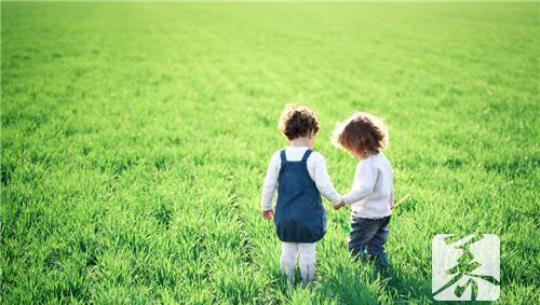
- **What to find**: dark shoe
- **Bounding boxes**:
[373,253,390,268]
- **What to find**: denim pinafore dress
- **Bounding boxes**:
[274,149,327,243]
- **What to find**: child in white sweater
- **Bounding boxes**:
[261,105,342,285]
[333,112,394,272]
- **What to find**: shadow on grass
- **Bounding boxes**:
[386,266,432,304]
[322,259,433,305]
[268,256,435,304]
[318,263,388,305]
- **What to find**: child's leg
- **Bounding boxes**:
[297,243,316,284]
[280,242,298,283]
[366,216,391,270]
[349,217,381,261]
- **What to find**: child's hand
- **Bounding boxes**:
[262,210,273,220]
[333,202,346,210]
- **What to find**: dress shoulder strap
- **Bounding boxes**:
[280,150,287,165]
[301,149,313,162]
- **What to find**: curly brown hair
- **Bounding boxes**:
[333,112,388,156]
[278,105,320,140]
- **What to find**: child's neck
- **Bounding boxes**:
[290,137,311,148]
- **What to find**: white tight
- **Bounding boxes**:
[280,242,316,284]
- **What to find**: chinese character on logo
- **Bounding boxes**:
[432,234,500,301]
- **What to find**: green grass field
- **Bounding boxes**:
[1,2,539,304]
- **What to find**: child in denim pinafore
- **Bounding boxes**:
[261,105,342,285]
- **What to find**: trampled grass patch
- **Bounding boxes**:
[1,2,539,304]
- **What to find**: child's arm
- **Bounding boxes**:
[260,152,280,219]
[342,160,377,205]
[310,153,342,205]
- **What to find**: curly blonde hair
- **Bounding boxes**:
[278,105,320,140]
[333,112,388,156]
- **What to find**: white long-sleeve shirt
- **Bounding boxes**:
[260,146,342,211]
[343,153,393,219]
